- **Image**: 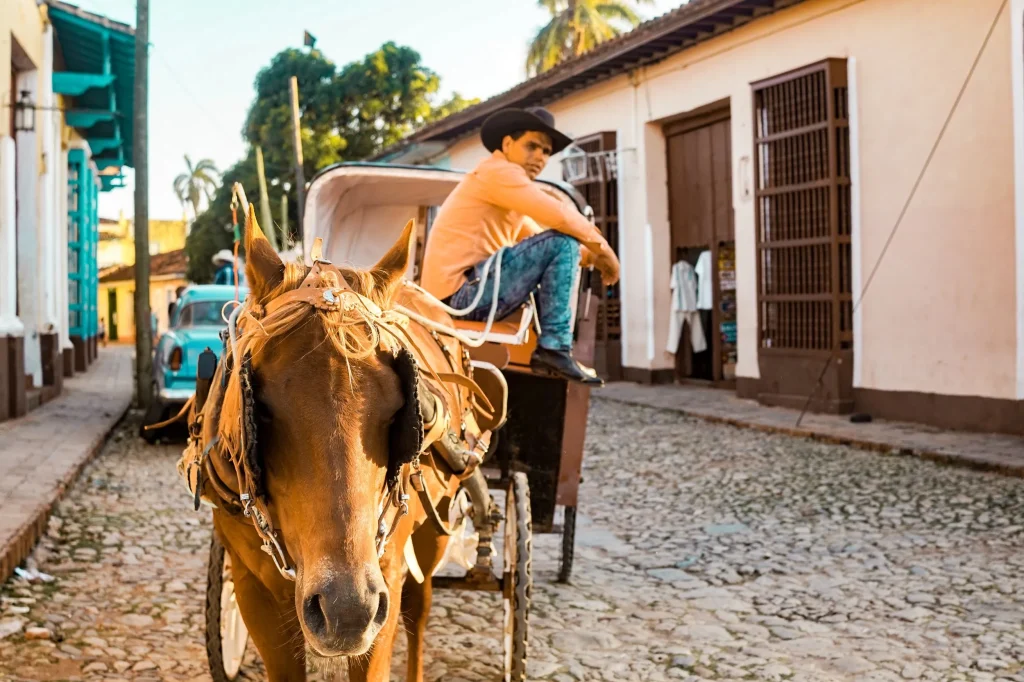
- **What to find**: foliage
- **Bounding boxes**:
[184,152,258,284]
[427,92,481,125]
[526,0,656,76]
[172,156,220,221]
[242,43,477,193]
[185,42,475,282]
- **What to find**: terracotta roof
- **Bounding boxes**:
[374,0,805,160]
[99,248,187,283]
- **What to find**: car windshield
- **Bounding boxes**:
[176,301,230,328]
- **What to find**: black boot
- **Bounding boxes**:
[530,347,605,386]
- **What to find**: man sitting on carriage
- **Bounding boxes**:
[420,106,620,385]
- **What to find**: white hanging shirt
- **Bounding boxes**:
[695,250,713,310]
[667,260,707,354]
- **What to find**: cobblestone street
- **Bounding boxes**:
[3,399,1024,681]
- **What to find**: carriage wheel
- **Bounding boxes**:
[557,506,577,584]
[503,472,532,682]
[205,534,250,682]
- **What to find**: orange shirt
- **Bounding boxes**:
[420,151,608,301]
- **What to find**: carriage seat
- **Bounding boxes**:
[451,302,537,347]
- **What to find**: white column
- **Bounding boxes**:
[39,25,59,336]
[16,70,42,387]
[1013,0,1024,399]
[59,149,71,354]
[0,137,24,338]
[848,58,864,389]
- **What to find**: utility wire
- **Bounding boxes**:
[795,0,1009,427]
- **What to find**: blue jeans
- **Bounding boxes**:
[448,231,579,351]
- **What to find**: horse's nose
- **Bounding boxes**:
[300,571,388,656]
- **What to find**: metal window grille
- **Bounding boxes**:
[563,132,620,342]
[753,58,852,353]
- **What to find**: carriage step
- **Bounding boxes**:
[432,573,503,592]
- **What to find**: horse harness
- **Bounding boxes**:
[171,244,494,582]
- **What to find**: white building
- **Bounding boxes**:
[0,0,134,421]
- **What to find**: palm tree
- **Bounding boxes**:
[527,0,656,77]
[173,155,220,221]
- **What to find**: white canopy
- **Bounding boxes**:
[302,164,585,280]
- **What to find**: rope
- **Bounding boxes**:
[795,0,1009,427]
[231,205,240,303]
[397,248,509,348]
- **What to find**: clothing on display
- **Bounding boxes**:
[668,259,707,354]
[694,250,713,310]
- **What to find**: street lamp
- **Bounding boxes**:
[14,90,34,133]
[560,143,589,184]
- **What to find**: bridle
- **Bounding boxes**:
[197,240,461,582]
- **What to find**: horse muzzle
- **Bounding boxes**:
[299,567,389,657]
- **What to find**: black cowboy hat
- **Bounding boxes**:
[480,106,574,154]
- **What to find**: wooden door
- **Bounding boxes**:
[666,112,733,253]
[665,109,734,384]
[108,289,119,341]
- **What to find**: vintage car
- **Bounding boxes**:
[141,284,247,442]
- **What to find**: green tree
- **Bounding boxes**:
[186,41,479,282]
[243,48,345,188]
[526,0,656,76]
[173,155,220,220]
[427,92,481,124]
[334,42,446,159]
[184,151,260,284]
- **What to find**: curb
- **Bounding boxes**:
[0,405,132,585]
[595,395,1024,479]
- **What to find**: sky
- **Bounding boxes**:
[72,0,683,221]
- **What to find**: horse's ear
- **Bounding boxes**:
[371,219,415,295]
[244,204,284,301]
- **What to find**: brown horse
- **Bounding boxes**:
[192,207,483,681]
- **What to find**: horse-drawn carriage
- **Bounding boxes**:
[192,163,601,682]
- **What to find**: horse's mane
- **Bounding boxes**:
[216,259,405,465]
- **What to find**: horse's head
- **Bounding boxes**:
[224,209,420,660]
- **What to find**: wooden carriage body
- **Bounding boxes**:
[303,163,598,537]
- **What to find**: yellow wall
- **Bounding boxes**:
[97,217,187,270]
[98,276,188,342]
[442,0,1015,401]
[1,0,45,162]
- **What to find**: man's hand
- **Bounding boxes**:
[578,236,619,285]
[594,244,620,287]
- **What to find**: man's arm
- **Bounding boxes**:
[483,162,620,284]
[484,164,608,253]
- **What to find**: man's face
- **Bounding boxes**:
[502,130,553,179]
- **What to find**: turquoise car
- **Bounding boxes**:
[142,284,247,441]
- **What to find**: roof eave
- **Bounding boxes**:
[373,0,806,160]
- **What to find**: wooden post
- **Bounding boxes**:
[254,145,277,250]
[288,76,306,253]
[281,193,289,245]
[133,0,152,408]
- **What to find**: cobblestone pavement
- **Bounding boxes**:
[3,401,1024,681]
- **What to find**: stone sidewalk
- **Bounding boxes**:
[599,382,1024,476]
[0,346,133,584]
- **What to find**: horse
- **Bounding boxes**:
[186,206,493,681]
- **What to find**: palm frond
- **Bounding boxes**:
[595,2,642,26]
[527,14,571,76]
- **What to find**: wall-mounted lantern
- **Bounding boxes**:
[14,90,35,133]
